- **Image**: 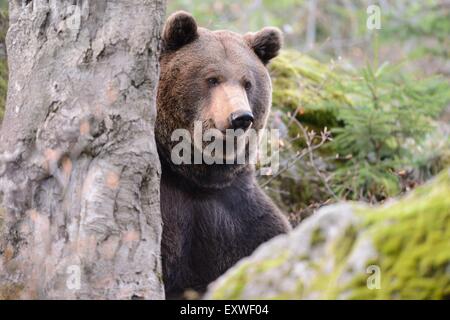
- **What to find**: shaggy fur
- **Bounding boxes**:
[156,11,291,298]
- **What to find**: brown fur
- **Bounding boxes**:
[156,11,290,298]
[202,84,252,132]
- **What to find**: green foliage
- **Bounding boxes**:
[266,50,450,207]
[382,0,450,59]
[330,63,450,200]
[260,51,345,218]
[168,0,306,36]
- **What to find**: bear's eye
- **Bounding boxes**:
[244,81,253,92]
[207,77,220,87]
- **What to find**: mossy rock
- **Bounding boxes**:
[206,168,450,299]
[270,50,350,131]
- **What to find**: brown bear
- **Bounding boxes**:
[156,11,291,298]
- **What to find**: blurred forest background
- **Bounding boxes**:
[0,0,449,225]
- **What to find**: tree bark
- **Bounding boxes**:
[0,0,166,299]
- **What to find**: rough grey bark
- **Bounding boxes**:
[0,0,166,299]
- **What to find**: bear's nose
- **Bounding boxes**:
[230,111,254,131]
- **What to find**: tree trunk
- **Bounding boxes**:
[305,0,317,51]
[0,0,166,299]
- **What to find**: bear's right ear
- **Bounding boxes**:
[162,11,198,51]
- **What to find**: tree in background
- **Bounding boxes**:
[167,0,450,72]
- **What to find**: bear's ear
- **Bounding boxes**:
[162,11,199,51]
[244,27,283,65]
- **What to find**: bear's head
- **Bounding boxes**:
[156,11,282,189]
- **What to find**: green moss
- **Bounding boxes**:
[208,168,450,300]
[310,227,326,247]
[331,170,450,299]
[209,261,252,300]
[351,169,450,299]
[332,169,450,299]
[270,50,350,131]
[210,253,289,300]
[334,225,358,264]
[307,224,361,299]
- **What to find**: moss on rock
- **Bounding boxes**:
[206,168,450,300]
[359,170,450,299]
[270,50,350,131]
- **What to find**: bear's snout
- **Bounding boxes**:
[230,111,254,131]
[203,83,254,132]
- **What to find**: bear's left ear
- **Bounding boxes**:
[244,27,283,65]
[162,11,199,51]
